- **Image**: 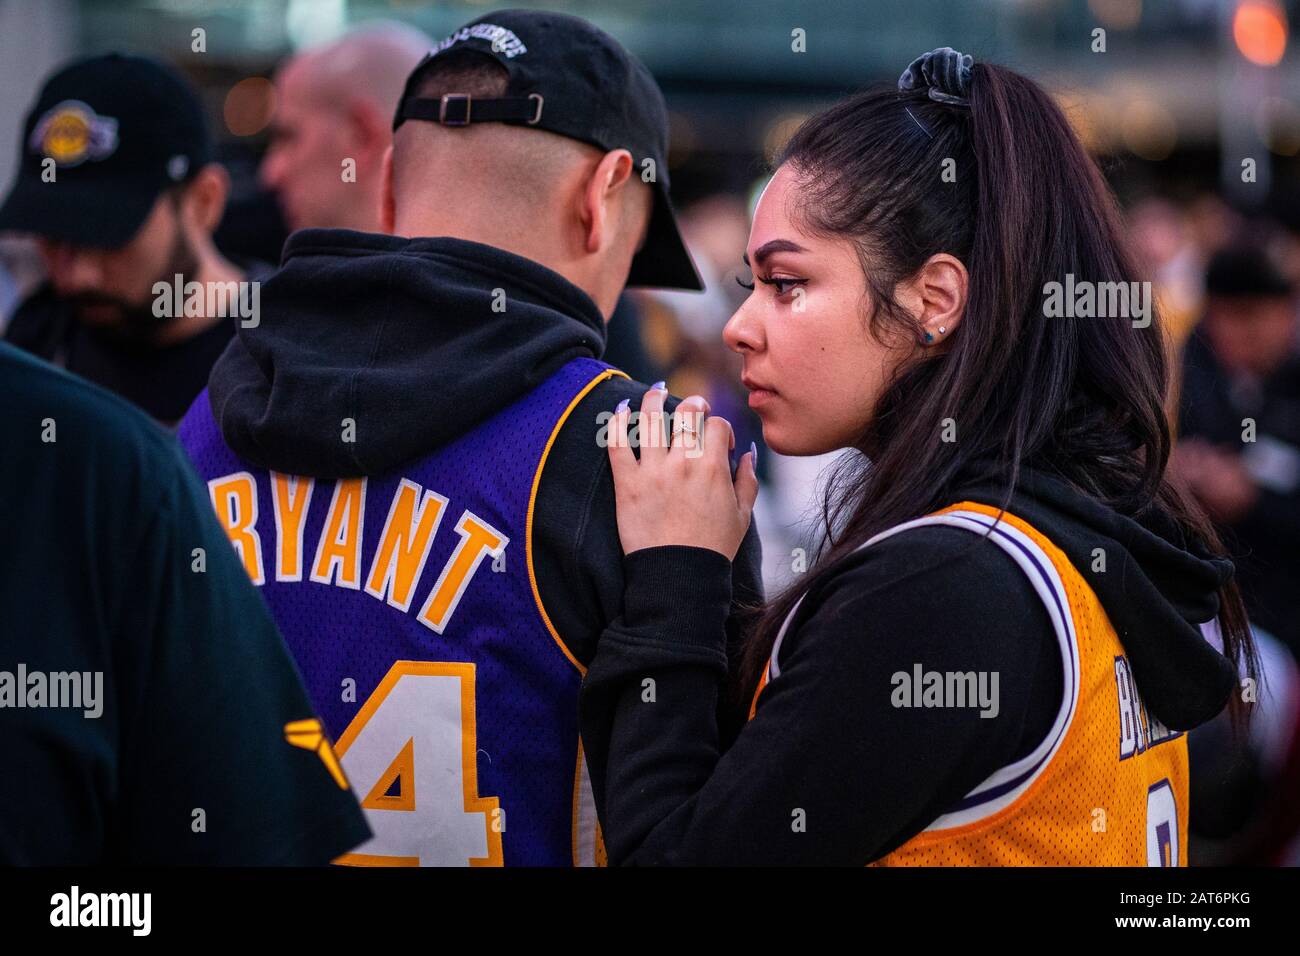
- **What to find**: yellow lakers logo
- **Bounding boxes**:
[284,717,350,790]
[29,100,118,167]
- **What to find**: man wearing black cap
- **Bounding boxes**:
[178,9,761,866]
[0,53,268,425]
[1176,243,1300,657]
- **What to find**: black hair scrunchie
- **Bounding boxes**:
[898,47,974,106]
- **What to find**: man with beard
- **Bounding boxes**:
[0,54,268,425]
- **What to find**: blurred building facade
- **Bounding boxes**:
[2,1,1298,208]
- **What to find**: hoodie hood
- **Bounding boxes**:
[207,229,606,477]
[956,465,1238,731]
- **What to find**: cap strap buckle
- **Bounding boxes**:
[526,93,544,125]
[396,94,545,129]
[439,93,472,126]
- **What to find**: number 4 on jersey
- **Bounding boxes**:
[333,662,504,866]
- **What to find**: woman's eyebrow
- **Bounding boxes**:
[743,239,809,269]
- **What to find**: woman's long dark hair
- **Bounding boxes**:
[739,62,1256,723]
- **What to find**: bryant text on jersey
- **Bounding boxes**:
[206,472,508,634]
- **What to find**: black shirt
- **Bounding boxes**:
[0,342,370,864]
[4,262,271,425]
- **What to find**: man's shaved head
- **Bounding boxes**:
[287,23,430,125]
[390,57,611,250]
[384,50,652,318]
[261,21,430,233]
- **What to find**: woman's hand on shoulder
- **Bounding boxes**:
[606,384,758,560]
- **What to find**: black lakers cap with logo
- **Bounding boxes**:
[393,8,703,291]
[0,53,211,249]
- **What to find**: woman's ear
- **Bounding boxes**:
[903,252,968,344]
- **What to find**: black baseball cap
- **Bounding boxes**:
[0,53,211,249]
[393,9,703,291]
[1205,245,1293,299]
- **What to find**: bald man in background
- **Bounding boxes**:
[261,22,429,233]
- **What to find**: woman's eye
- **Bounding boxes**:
[737,272,804,297]
[763,276,803,297]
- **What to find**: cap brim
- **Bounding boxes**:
[626,182,703,292]
[0,174,160,249]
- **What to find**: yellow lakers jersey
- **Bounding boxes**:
[750,501,1188,867]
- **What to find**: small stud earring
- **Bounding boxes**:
[938,326,947,334]
[924,332,934,343]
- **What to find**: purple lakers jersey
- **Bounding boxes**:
[178,357,621,866]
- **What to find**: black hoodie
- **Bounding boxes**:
[579,463,1240,866]
[204,229,763,685]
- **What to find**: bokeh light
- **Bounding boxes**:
[1088,0,1142,31]
[1121,97,1178,160]
[223,76,276,137]
[1256,96,1300,155]
[1234,1,1288,67]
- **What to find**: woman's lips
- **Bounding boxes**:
[746,385,777,409]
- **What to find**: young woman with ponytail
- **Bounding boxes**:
[580,49,1257,865]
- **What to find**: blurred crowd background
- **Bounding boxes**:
[1,0,1298,865]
